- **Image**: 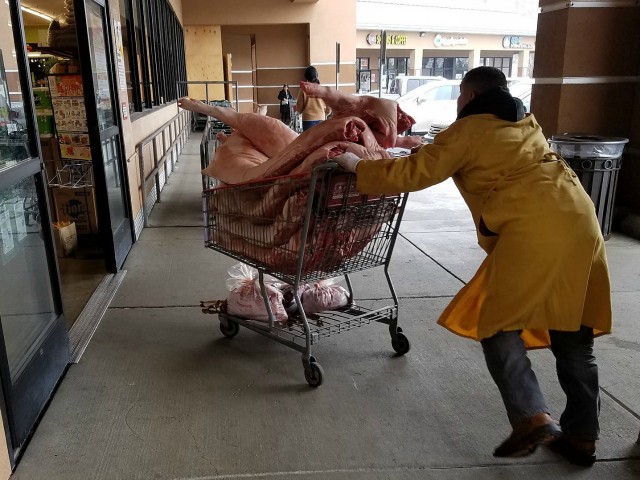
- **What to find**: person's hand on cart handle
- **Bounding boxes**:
[333,152,361,173]
[178,97,207,114]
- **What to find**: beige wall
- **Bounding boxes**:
[182,0,355,64]
[182,0,357,112]
[222,24,309,115]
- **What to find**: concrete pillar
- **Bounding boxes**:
[520,50,531,77]
[533,1,640,227]
[413,49,423,76]
[468,49,482,70]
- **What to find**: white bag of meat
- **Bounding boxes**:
[301,278,351,314]
[225,263,288,324]
[281,284,311,316]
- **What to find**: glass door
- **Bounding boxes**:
[75,0,133,272]
[0,0,69,462]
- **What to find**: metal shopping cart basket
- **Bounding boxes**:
[202,162,410,387]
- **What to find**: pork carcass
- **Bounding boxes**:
[299,82,415,149]
[178,97,298,157]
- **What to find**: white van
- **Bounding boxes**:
[388,75,445,97]
[396,80,461,135]
[358,75,445,100]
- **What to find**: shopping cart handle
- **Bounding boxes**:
[326,161,341,170]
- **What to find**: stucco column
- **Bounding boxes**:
[412,48,423,76]
[467,49,482,70]
[533,1,640,227]
[519,50,530,77]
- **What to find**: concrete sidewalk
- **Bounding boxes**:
[12,135,640,479]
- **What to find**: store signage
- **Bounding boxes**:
[433,34,468,48]
[502,36,534,49]
[366,33,408,46]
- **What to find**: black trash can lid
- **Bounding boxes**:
[549,133,629,145]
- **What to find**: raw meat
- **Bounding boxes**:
[178,97,298,157]
[225,264,288,324]
[299,82,416,148]
[201,132,268,183]
[301,281,350,314]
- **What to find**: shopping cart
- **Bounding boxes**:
[202,162,410,387]
[288,99,302,133]
[200,100,234,190]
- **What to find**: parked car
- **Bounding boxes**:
[357,75,445,101]
[396,80,461,135]
[423,82,533,143]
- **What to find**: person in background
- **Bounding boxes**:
[333,66,609,467]
[277,84,294,125]
[295,66,331,131]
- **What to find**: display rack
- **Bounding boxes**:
[46,160,92,188]
[46,73,93,188]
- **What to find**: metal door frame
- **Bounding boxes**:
[74,0,134,272]
[0,0,70,466]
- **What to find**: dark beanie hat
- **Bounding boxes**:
[304,66,319,83]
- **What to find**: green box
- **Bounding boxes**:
[36,110,54,135]
[33,87,52,110]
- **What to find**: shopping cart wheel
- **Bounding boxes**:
[219,318,239,338]
[391,327,411,355]
[303,358,324,388]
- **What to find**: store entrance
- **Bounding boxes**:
[21,0,132,326]
[75,0,132,270]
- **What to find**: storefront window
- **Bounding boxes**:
[119,0,136,112]
[87,7,115,131]
[481,57,512,77]
[120,0,186,112]
[1,13,31,171]
[422,57,468,80]
[356,57,369,70]
[385,57,408,76]
[0,176,55,380]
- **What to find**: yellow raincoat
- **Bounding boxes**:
[355,113,611,348]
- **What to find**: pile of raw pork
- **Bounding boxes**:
[192,82,417,276]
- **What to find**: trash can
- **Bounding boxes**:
[548,134,629,240]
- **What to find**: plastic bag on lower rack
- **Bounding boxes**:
[225,263,288,324]
[301,278,350,314]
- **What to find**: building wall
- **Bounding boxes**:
[222,24,308,115]
[356,30,535,91]
[533,2,640,221]
[114,0,187,224]
[181,0,357,116]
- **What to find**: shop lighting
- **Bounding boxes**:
[21,6,54,22]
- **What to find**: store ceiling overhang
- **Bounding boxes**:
[356,2,538,37]
[21,1,67,27]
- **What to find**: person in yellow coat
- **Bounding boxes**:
[334,66,610,466]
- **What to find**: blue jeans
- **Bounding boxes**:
[481,326,600,441]
[302,120,322,131]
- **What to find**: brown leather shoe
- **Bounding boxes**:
[549,435,596,466]
[493,414,562,457]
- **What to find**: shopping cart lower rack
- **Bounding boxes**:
[202,162,410,387]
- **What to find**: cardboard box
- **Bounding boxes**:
[53,221,77,257]
[52,187,99,235]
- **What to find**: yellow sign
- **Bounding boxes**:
[366,33,408,46]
